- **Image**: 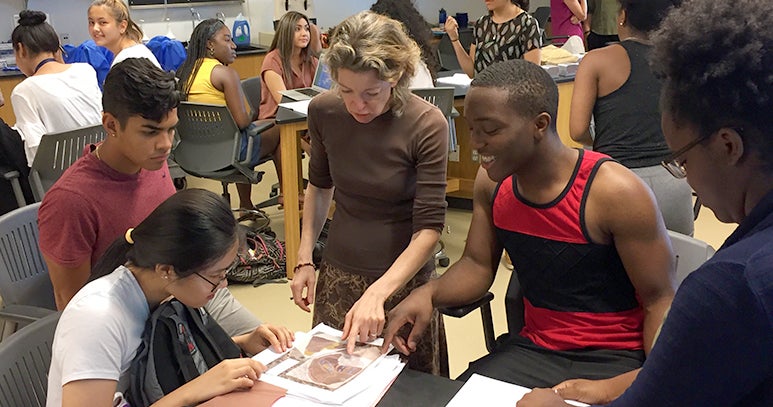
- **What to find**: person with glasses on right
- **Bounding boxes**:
[519,0,773,405]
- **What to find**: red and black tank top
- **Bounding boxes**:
[493,149,644,351]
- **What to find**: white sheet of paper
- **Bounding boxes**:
[278,100,311,115]
[445,374,589,407]
[436,73,473,87]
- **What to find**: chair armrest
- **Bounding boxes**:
[0,305,56,324]
[438,292,495,318]
[1,167,20,181]
[252,119,275,134]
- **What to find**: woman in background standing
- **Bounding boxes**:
[569,0,692,235]
[550,0,587,45]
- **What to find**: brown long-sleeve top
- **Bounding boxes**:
[307,92,449,278]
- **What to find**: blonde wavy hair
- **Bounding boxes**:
[324,11,421,116]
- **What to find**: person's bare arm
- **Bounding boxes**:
[524,48,542,65]
[309,23,323,56]
[564,0,588,22]
[569,51,599,146]
[263,70,287,104]
[211,65,253,128]
[383,168,503,354]
[44,254,91,310]
[62,359,266,407]
[0,89,5,107]
[588,162,676,354]
[444,16,475,78]
[61,379,117,407]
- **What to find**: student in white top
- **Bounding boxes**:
[11,10,102,167]
[87,0,161,68]
[47,189,281,407]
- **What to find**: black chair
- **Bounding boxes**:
[437,28,474,73]
[531,6,570,46]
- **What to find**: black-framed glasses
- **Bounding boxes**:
[193,272,227,293]
[661,127,744,179]
[193,259,238,293]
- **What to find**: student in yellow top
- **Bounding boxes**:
[176,19,281,210]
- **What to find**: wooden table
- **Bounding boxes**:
[275,107,308,279]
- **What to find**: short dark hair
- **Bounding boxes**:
[651,0,773,171]
[11,10,59,55]
[619,0,680,33]
[102,58,180,128]
[471,59,558,131]
[91,189,239,280]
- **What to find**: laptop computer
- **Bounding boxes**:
[278,59,333,101]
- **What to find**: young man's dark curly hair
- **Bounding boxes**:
[103,58,180,127]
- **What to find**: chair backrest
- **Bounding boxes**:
[437,28,474,72]
[173,102,242,177]
[241,76,262,115]
[0,311,60,407]
[29,124,107,201]
[667,230,715,286]
[0,203,55,312]
[503,231,716,335]
[411,87,455,117]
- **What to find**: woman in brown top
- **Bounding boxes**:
[289,11,450,376]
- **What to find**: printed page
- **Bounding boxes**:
[446,374,589,407]
[254,324,402,405]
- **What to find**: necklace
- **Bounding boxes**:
[33,57,57,75]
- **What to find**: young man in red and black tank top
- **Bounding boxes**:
[384,59,675,388]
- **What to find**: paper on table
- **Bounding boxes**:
[253,323,403,406]
[278,100,311,115]
[445,374,589,407]
[436,73,472,87]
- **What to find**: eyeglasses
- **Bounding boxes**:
[661,127,743,179]
[193,259,238,293]
[193,272,227,293]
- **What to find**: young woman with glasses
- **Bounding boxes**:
[47,189,292,407]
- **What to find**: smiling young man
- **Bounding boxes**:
[383,59,675,388]
[38,59,292,355]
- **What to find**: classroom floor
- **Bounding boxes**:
[186,158,737,379]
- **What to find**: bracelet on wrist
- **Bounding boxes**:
[294,262,316,273]
[451,38,460,43]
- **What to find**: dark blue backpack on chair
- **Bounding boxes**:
[126,299,242,406]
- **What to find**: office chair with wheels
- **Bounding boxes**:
[172,102,276,226]
[440,231,716,352]
[0,203,56,339]
[0,311,60,406]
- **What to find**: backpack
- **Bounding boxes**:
[227,228,287,286]
[126,299,242,406]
